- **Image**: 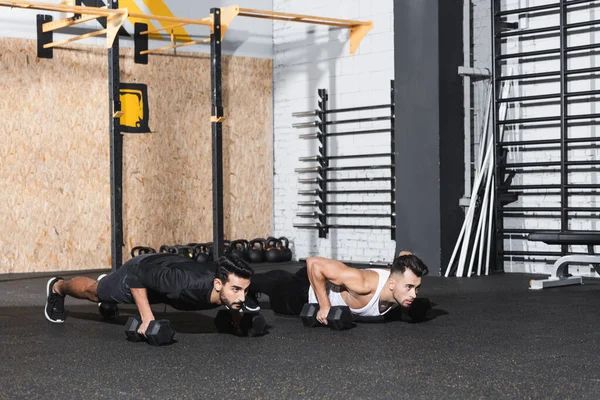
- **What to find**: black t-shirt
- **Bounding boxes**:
[126,253,218,311]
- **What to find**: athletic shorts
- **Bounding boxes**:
[96,254,154,304]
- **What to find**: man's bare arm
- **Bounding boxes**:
[131,288,155,335]
[306,257,371,324]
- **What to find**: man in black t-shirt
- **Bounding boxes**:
[44,254,256,335]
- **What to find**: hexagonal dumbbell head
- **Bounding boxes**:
[299,303,320,327]
[145,320,175,346]
[326,306,353,330]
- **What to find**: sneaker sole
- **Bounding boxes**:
[244,304,261,312]
[97,274,107,309]
[44,278,64,324]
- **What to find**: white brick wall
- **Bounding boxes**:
[272,0,395,262]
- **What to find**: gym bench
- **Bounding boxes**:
[527,231,600,290]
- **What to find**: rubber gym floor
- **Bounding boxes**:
[2,262,600,400]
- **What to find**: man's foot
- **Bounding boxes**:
[45,277,66,323]
[243,291,261,312]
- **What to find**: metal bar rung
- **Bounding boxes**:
[293,110,318,117]
[299,133,320,139]
[293,121,319,128]
[298,190,321,195]
[296,212,319,217]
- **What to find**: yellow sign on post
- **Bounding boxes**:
[119,83,150,133]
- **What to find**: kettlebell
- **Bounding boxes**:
[159,245,178,254]
[192,243,210,264]
[278,237,293,262]
[231,239,250,262]
[205,243,214,259]
[174,245,194,259]
[131,246,156,258]
[265,237,282,263]
[248,238,266,263]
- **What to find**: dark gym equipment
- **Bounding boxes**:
[124,316,175,346]
[292,83,396,240]
[191,243,211,263]
[130,246,156,258]
[407,298,432,322]
[265,237,282,263]
[231,239,250,262]
[214,310,267,337]
[492,0,600,271]
[299,303,353,330]
[99,303,118,320]
[248,239,266,263]
[278,237,292,262]
[159,245,194,259]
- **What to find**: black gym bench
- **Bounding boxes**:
[527,231,600,289]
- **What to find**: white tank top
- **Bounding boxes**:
[308,268,395,317]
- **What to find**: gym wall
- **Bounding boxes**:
[493,2,600,276]
[272,0,396,263]
[0,3,273,274]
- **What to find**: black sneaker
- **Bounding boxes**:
[243,291,261,312]
[45,277,66,323]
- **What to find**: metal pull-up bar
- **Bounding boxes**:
[236,7,372,54]
[0,0,128,48]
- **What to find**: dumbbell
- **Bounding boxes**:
[98,303,118,320]
[214,309,267,337]
[124,316,175,346]
[407,298,432,322]
[300,303,353,330]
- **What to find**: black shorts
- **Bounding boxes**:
[97,254,154,304]
[250,267,310,315]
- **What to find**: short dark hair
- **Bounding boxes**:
[216,255,254,283]
[390,254,429,277]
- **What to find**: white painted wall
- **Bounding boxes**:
[0,0,273,58]
[272,0,395,263]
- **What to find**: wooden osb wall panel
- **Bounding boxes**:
[0,38,272,274]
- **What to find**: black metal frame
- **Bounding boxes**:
[292,80,396,239]
[108,0,123,271]
[492,0,600,265]
[210,8,225,261]
[317,89,329,238]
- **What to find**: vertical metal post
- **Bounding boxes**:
[559,0,568,254]
[317,88,328,238]
[491,0,503,272]
[108,0,123,271]
[210,8,225,261]
[390,80,396,241]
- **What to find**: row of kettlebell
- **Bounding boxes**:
[130,236,293,264]
[228,237,293,263]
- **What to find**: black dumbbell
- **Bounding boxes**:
[98,302,118,320]
[124,316,175,346]
[407,298,432,322]
[299,303,353,330]
[214,310,267,337]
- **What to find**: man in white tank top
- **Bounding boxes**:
[307,251,429,325]
[249,252,430,324]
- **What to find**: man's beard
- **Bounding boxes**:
[220,291,243,309]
